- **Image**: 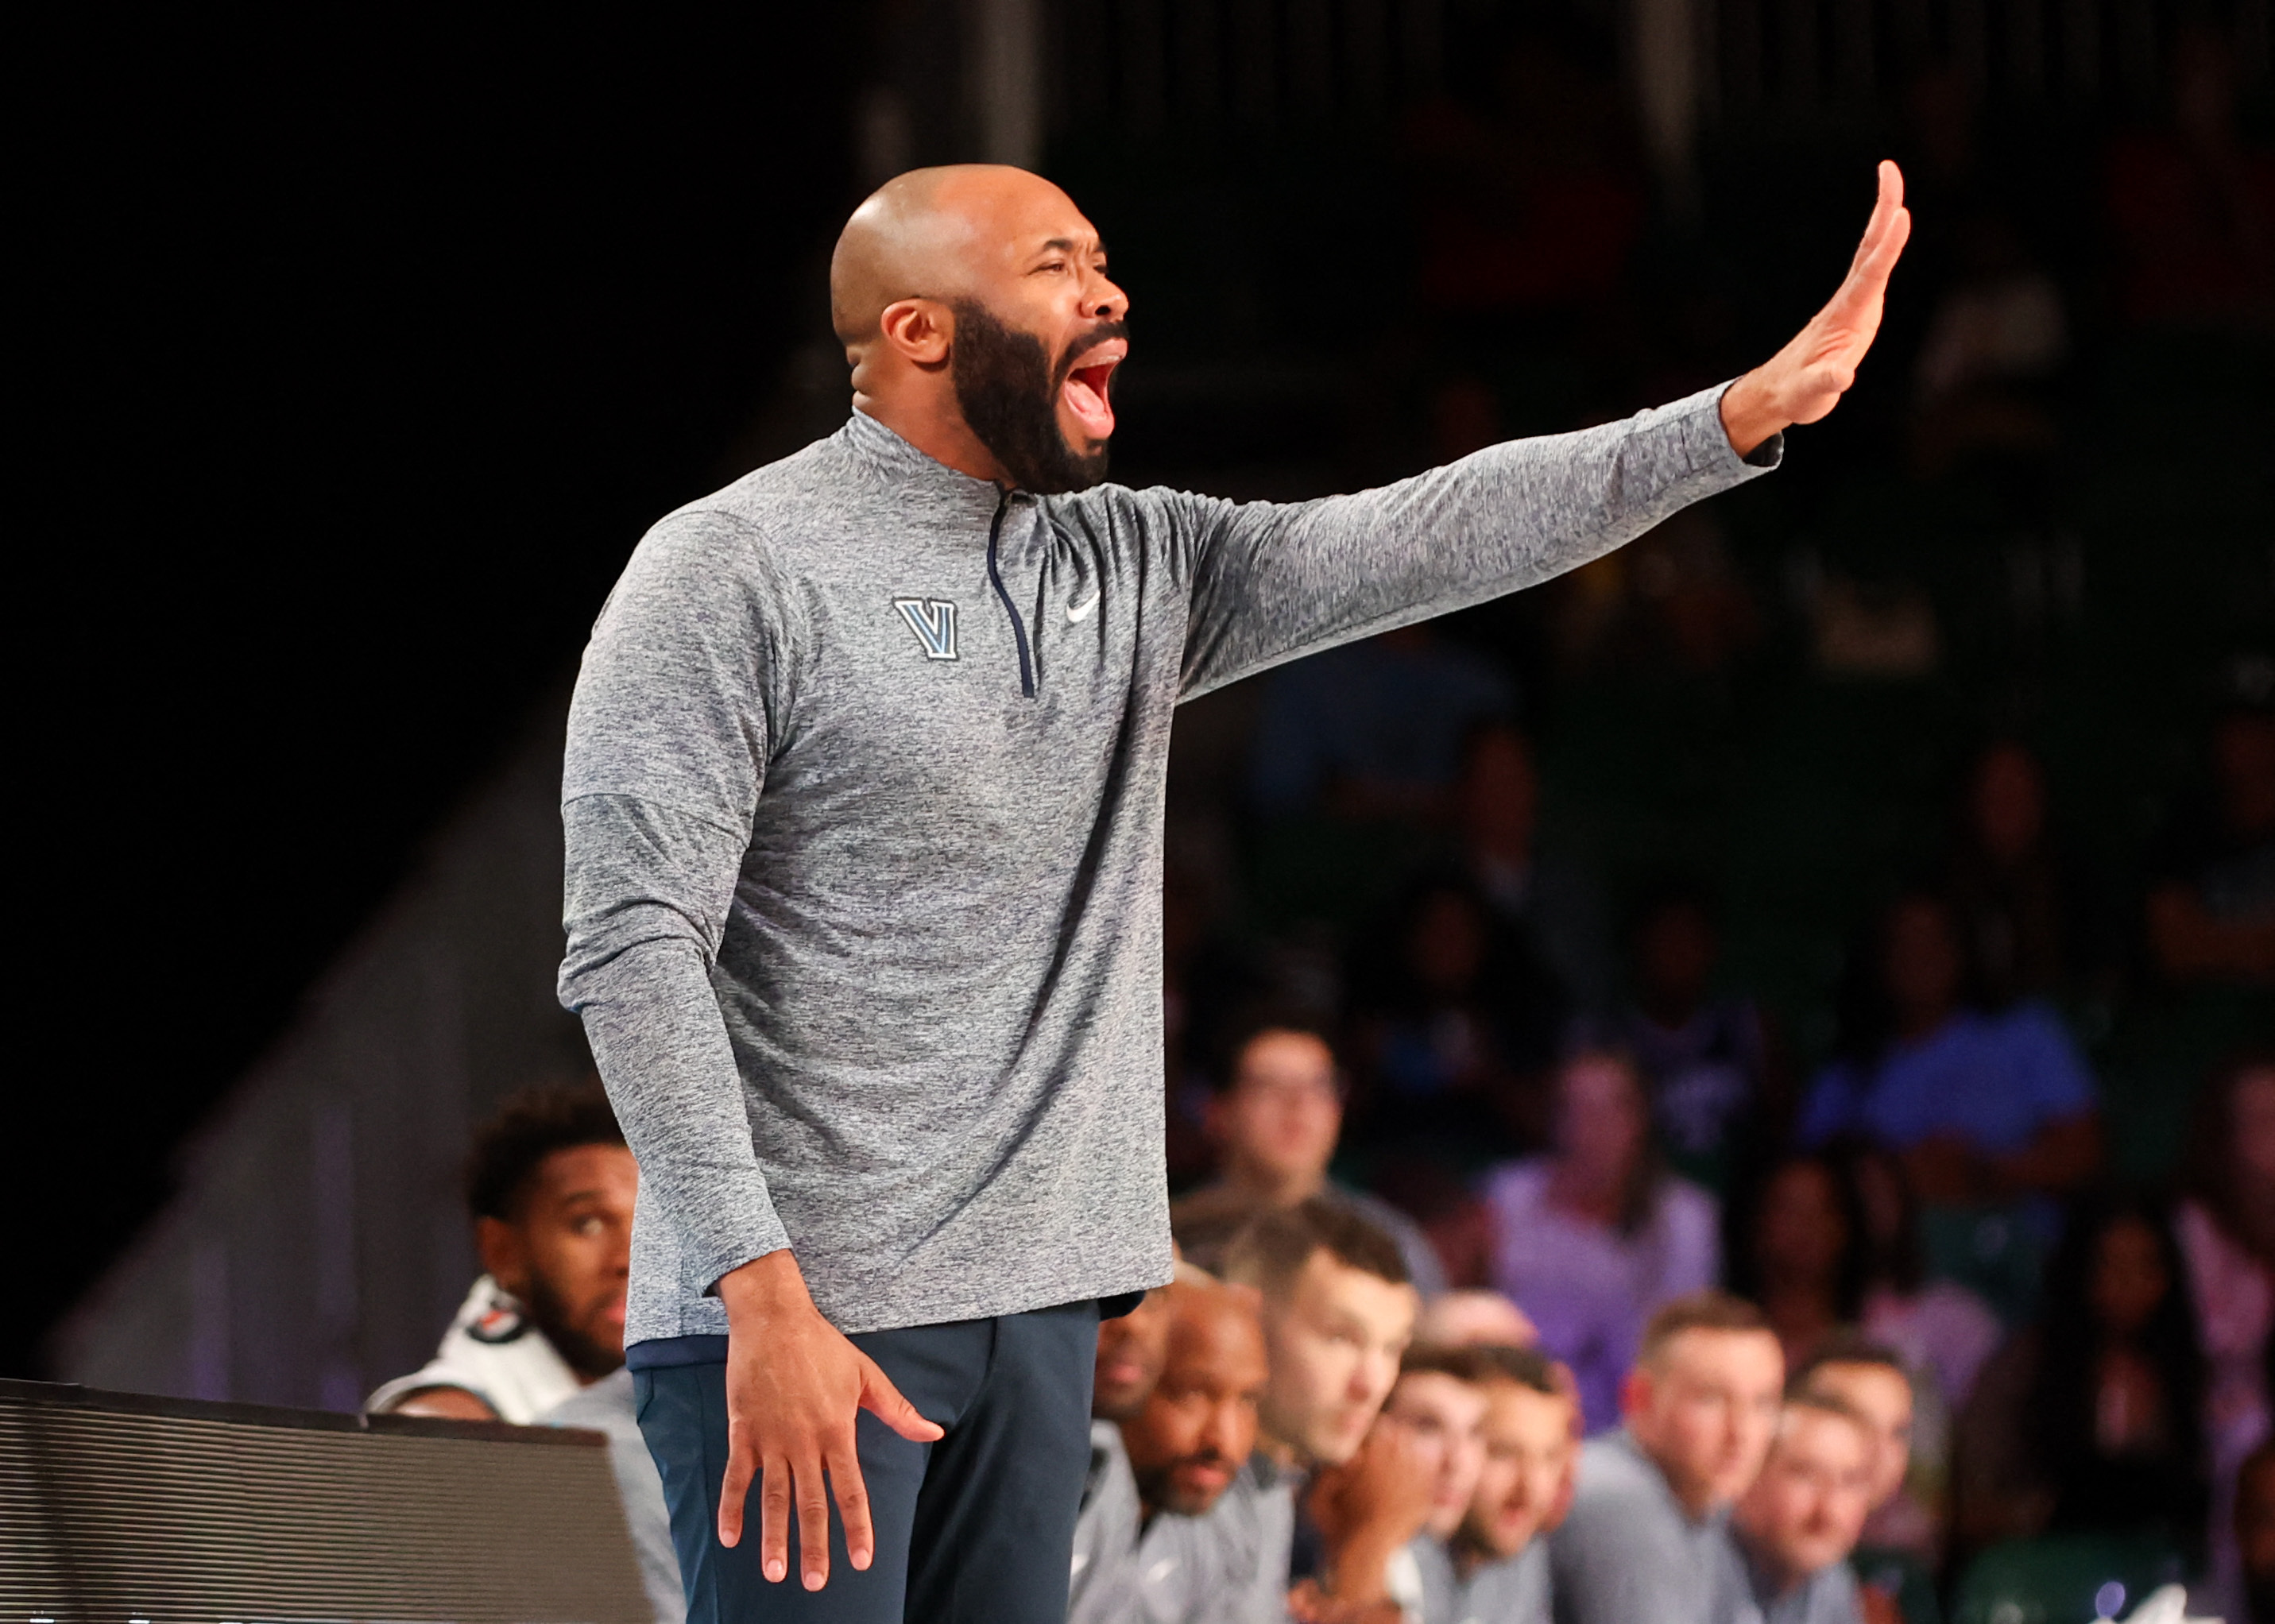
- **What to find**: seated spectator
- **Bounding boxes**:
[1793,1338,1937,1618]
[1070,1281,1174,1624]
[544,1371,684,1624]
[1955,1192,2210,1559]
[1302,1348,1493,1615]
[2147,703,2275,989]
[1836,1141,2004,1415]
[1618,880,1779,1196]
[1941,740,2093,1007]
[1213,1200,1424,1620]
[1436,1344,1578,1624]
[1726,1395,1875,1624]
[1799,891,2099,1315]
[1106,1274,1275,1623]
[1548,1291,1786,1624]
[1248,623,1515,826]
[1484,1050,1720,1431]
[366,1082,634,1422]
[1727,1154,1868,1375]
[1174,1012,1450,1297]
[2177,1052,2275,1613]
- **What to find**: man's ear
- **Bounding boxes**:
[476,1215,532,1301]
[878,298,953,369]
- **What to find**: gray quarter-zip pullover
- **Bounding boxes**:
[559,391,1775,1345]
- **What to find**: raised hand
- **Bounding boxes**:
[1720,160,1913,456]
[714,1251,943,1591]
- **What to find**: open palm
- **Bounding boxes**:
[1721,161,1913,452]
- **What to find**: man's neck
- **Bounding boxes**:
[1225,1159,1327,1208]
[1448,1529,1507,1582]
[851,391,1009,485]
[1630,1430,1720,1521]
[1255,1428,1305,1475]
[1735,1527,1805,1597]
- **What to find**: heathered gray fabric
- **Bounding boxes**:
[559,393,1775,1343]
[1723,1533,1865,1624]
[1549,1429,1743,1624]
[1070,1420,1143,1624]
[1122,1452,1298,1624]
[1414,1536,1552,1624]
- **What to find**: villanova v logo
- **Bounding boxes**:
[893,597,959,661]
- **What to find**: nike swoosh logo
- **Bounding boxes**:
[1066,590,1101,623]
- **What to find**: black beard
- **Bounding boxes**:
[949,300,1122,495]
[522,1271,622,1381]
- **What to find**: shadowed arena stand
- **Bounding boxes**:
[0,1378,649,1622]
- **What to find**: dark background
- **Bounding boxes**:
[17,13,861,1375]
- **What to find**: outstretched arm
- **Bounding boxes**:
[1173,163,1910,700]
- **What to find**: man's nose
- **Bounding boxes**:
[1088,273,1128,322]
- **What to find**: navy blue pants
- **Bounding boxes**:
[633,1300,1100,1623]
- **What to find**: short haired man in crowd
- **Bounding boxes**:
[1790,1340,1920,1624]
[366,1081,636,1421]
[1433,1344,1578,1624]
[1549,1291,1786,1624]
[1302,1346,1495,1616]
[1068,1280,1174,1624]
[1112,1274,1272,1622]
[1177,1014,1449,1296]
[1726,1395,1876,1624]
[1199,1198,1423,1620]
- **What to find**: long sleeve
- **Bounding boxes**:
[557,508,807,1298]
[1177,383,1774,700]
[562,795,790,1290]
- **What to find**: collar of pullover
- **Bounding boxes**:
[840,407,1015,508]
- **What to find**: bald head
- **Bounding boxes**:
[1120,1277,1269,1517]
[830,164,1084,344]
[826,164,1129,493]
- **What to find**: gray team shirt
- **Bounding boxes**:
[1414,1536,1552,1624]
[1130,1452,1298,1624]
[1071,1421,1144,1624]
[559,395,1774,1342]
[1550,1429,1743,1624]
[1723,1532,1865,1624]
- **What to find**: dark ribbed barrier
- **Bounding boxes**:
[0,1378,649,1622]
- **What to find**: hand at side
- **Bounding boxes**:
[1720,160,1913,456]
[714,1250,943,1591]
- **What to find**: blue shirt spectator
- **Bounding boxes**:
[1797,1002,2094,1156]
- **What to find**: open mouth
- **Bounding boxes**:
[1060,338,1125,439]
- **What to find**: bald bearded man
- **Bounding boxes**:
[559,161,1909,1624]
